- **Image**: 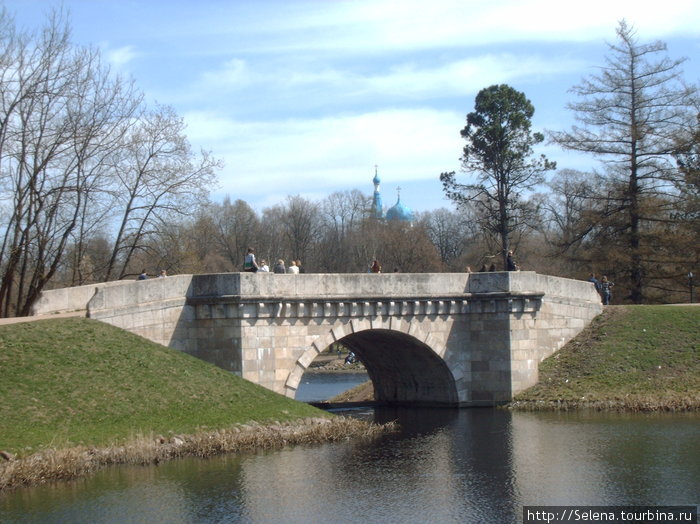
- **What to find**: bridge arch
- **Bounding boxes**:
[286,324,458,406]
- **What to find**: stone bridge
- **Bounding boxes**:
[32,272,602,407]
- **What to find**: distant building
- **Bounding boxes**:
[371,167,413,223]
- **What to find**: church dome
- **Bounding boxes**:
[385,194,413,222]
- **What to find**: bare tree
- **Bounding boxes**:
[258,204,291,270]
[317,189,371,272]
[209,197,259,270]
[64,54,142,285]
[540,169,599,252]
[176,209,233,274]
[419,207,475,269]
[0,10,141,314]
[103,104,220,281]
[549,20,698,303]
[277,195,322,267]
[378,221,443,273]
[0,8,223,311]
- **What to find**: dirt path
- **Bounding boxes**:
[0,311,85,326]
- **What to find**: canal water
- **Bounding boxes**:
[2,374,698,523]
[295,371,369,402]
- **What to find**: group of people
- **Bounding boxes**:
[470,250,519,273]
[138,269,167,280]
[272,259,303,274]
[244,248,304,274]
[589,273,614,305]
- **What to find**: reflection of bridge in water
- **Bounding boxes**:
[33,271,602,407]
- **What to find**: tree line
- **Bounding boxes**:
[441,21,698,305]
[0,12,697,317]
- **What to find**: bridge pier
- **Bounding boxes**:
[32,272,602,407]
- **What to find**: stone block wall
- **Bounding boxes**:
[87,275,193,348]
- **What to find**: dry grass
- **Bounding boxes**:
[0,417,396,491]
[328,380,375,402]
[507,396,700,412]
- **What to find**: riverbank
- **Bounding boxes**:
[0,417,393,491]
[306,352,366,372]
[509,305,700,412]
[0,317,393,490]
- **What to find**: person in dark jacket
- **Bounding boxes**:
[506,250,517,271]
[273,259,286,274]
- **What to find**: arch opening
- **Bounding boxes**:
[294,342,369,403]
[336,329,458,406]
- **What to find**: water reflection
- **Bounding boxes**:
[2,410,698,523]
[509,412,700,506]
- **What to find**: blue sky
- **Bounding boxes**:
[4,0,700,213]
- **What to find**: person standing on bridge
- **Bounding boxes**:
[273,259,286,273]
[243,247,259,273]
[506,250,518,271]
[371,260,382,273]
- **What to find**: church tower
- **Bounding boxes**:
[372,166,384,219]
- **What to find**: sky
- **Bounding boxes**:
[4,0,700,214]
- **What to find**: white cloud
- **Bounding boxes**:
[187,52,583,118]
[184,108,464,203]
[200,58,250,88]
[104,44,138,68]
[209,0,700,55]
[365,54,583,100]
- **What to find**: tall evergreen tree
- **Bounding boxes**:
[550,20,698,303]
[441,84,554,269]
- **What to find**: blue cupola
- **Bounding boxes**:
[385,187,413,223]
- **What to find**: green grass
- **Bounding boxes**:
[513,305,700,409]
[0,318,325,455]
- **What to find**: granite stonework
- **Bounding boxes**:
[32,271,602,407]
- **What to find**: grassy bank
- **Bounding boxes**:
[510,305,700,411]
[0,317,361,457]
[0,317,395,489]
